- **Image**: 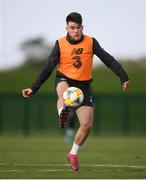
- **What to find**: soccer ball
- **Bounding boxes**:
[63,87,84,107]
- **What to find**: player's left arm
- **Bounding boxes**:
[108,59,130,90]
[122,80,130,90]
[93,38,130,90]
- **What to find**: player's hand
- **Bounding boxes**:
[22,88,33,98]
[122,80,130,91]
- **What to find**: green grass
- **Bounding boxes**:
[0,135,146,178]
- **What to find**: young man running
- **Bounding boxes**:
[22,12,130,171]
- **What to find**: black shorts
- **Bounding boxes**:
[55,72,93,107]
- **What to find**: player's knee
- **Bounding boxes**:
[81,122,93,130]
[56,81,69,97]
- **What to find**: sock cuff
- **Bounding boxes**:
[58,107,63,116]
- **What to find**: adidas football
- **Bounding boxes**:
[63,87,84,107]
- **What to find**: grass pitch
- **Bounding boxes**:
[0,134,146,179]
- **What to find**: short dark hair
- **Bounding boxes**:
[66,12,82,25]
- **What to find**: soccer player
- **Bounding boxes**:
[22,12,130,171]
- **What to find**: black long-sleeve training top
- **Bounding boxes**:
[31,34,129,93]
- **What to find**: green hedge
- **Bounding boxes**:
[0,93,146,136]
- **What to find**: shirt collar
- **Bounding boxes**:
[66,33,84,44]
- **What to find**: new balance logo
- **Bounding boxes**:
[71,48,83,55]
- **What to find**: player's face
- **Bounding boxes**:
[66,22,83,41]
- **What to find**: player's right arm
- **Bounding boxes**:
[22,88,33,98]
[31,41,60,93]
[22,41,60,98]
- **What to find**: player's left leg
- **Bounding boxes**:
[68,105,94,170]
[75,106,93,145]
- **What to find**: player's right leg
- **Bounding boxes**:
[56,79,70,128]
